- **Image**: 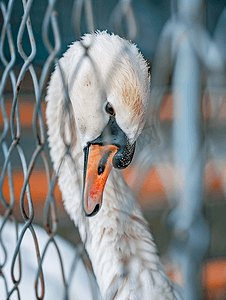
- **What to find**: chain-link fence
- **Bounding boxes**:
[0,0,226,299]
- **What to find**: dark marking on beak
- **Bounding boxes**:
[82,116,136,217]
[90,116,136,169]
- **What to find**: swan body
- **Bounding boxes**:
[46,31,182,300]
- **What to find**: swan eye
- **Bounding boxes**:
[105,103,115,116]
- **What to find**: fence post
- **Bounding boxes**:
[171,0,209,298]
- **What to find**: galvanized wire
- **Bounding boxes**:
[0,0,226,299]
[149,1,226,299]
[0,0,103,299]
[109,0,137,41]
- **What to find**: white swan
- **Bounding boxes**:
[46,31,182,300]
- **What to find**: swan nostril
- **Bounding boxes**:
[98,165,105,175]
[98,151,111,175]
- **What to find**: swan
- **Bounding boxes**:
[46,31,183,300]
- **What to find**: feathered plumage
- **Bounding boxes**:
[46,31,182,300]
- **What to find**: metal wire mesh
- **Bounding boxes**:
[0,0,226,299]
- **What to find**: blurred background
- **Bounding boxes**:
[1,0,226,299]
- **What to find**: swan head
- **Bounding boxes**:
[59,31,150,216]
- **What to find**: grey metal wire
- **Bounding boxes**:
[0,0,98,299]
[0,0,225,299]
[72,0,95,38]
[109,0,137,41]
[149,0,226,299]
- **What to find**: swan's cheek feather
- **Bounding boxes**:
[108,94,146,143]
[69,72,109,146]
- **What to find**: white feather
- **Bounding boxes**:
[45,31,183,300]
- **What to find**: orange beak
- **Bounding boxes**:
[83,144,118,216]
